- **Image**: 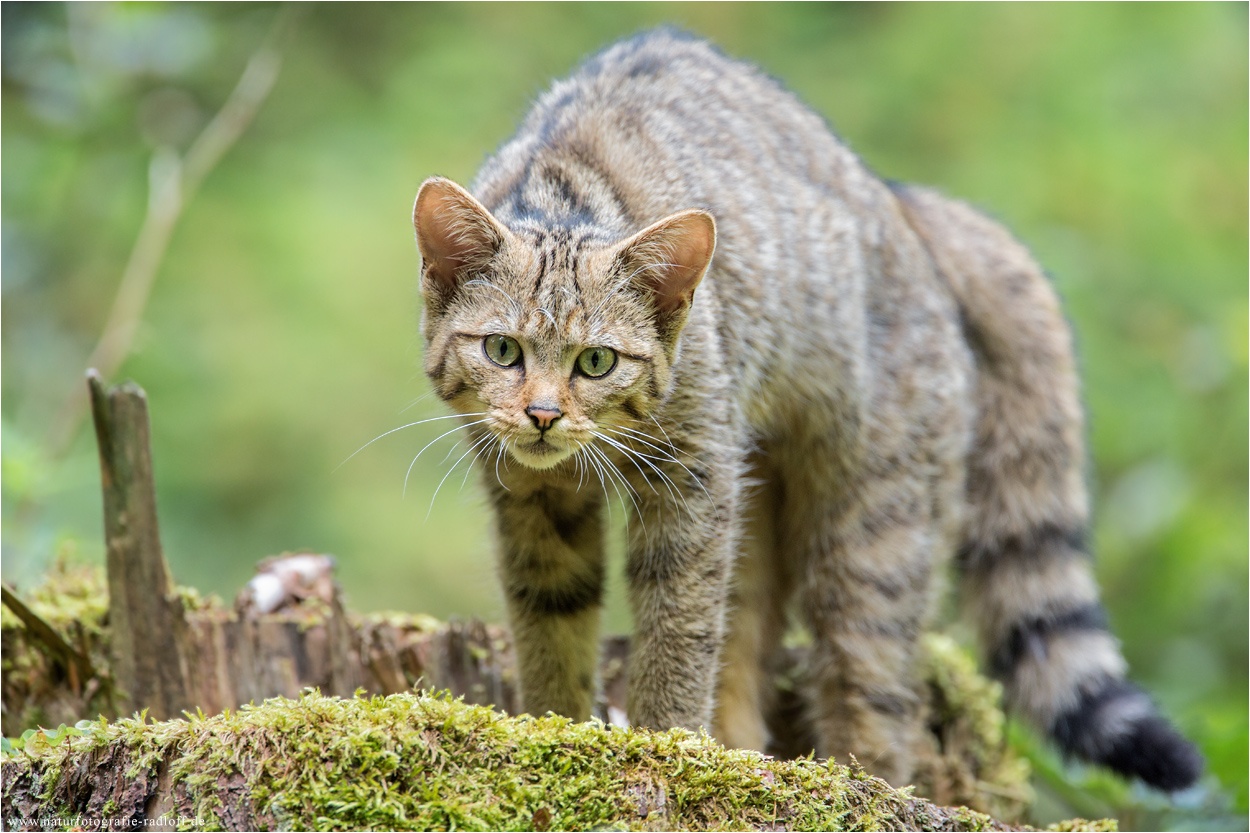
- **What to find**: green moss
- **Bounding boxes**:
[1,562,115,737]
[0,561,110,637]
[2,690,1116,832]
[913,634,1033,822]
[177,585,226,613]
[355,610,444,632]
[1044,822,1119,833]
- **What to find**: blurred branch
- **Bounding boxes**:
[1,583,98,694]
[45,7,298,459]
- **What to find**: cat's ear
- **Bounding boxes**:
[616,209,716,336]
[413,177,509,308]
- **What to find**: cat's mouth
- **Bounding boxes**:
[509,436,575,470]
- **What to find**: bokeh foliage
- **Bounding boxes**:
[2,3,1245,829]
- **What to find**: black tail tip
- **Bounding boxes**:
[1101,714,1205,792]
[1052,680,1204,792]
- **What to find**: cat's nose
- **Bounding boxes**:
[526,405,563,431]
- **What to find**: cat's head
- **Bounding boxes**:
[412,176,715,471]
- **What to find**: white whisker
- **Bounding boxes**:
[600,423,717,518]
[401,418,494,497]
[583,445,613,524]
[428,434,496,519]
[494,438,512,491]
[608,420,686,460]
[647,415,684,458]
[459,431,499,491]
[594,431,688,515]
[586,442,645,537]
[405,440,451,498]
[336,412,489,471]
[592,432,660,496]
[399,389,441,415]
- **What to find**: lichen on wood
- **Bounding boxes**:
[0,689,1116,832]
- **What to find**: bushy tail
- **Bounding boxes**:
[893,184,1203,791]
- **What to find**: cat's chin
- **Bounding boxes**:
[509,440,574,470]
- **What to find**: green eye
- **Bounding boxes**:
[484,334,522,367]
[576,346,617,378]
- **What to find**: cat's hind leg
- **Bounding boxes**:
[714,451,792,752]
[785,463,945,787]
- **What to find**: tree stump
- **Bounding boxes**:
[88,370,193,721]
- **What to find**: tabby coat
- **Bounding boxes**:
[412,30,1201,790]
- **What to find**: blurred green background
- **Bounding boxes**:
[2,3,1245,828]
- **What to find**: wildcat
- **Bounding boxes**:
[411,29,1201,790]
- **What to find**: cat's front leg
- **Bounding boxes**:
[622,430,741,733]
[492,482,606,722]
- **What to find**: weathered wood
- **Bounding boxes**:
[87,369,193,720]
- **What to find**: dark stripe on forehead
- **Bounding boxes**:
[501,166,601,230]
[534,249,548,290]
[545,165,593,221]
[570,232,604,298]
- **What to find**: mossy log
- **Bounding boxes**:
[2,561,1033,823]
[0,690,1114,832]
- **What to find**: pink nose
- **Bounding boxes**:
[526,406,562,431]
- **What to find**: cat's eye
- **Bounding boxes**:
[576,346,617,378]
[484,334,522,367]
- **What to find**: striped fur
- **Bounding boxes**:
[895,185,1202,790]
[412,29,1201,790]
